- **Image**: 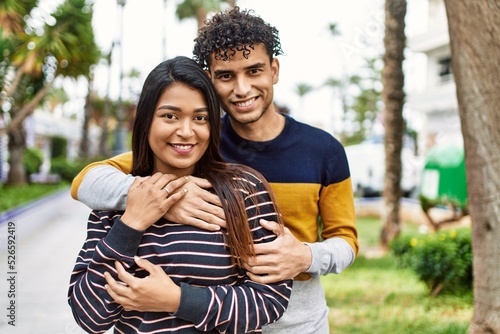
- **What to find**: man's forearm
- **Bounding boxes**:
[305,237,355,276]
[77,166,134,210]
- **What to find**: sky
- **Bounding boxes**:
[66,0,427,135]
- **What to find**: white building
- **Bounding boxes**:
[407,0,463,153]
[26,109,83,174]
[0,108,100,183]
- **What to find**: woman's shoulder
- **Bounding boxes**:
[89,210,123,223]
[225,163,267,185]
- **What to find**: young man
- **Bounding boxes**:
[71,7,358,333]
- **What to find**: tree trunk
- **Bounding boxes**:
[380,0,407,250]
[6,128,27,186]
[79,73,93,158]
[196,7,207,29]
[444,1,500,332]
[99,100,111,157]
[0,82,52,137]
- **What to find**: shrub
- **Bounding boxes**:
[50,157,104,182]
[50,157,83,182]
[24,147,44,177]
[51,136,67,159]
[390,228,472,296]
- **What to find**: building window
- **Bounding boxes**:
[438,57,453,82]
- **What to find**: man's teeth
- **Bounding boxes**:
[235,98,255,107]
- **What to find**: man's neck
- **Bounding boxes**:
[230,111,286,142]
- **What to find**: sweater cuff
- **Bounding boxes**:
[305,237,355,276]
[174,283,212,324]
[104,218,144,258]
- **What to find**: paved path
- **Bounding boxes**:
[0,190,94,334]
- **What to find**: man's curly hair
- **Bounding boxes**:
[193,6,284,70]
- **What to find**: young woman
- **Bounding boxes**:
[68,56,291,333]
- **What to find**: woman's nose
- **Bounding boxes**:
[176,120,193,137]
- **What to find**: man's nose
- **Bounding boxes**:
[234,76,251,96]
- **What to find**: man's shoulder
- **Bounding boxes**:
[285,115,344,148]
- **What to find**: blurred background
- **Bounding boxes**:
[0,1,476,333]
[0,0,464,204]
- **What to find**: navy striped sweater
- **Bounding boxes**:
[68,170,292,333]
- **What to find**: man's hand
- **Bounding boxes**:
[104,256,181,313]
[121,173,188,231]
[244,220,312,284]
[164,176,226,231]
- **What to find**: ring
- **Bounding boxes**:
[163,186,170,194]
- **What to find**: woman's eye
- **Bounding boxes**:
[195,115,208,122]
[164,114,176,120]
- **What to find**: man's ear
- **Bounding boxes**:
[204,70,212,79]
[271,58,280,84]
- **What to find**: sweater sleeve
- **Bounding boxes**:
[305,138,358,276]
[68,211,143,333]
[174,170,292,333]
[305,237,355,276]
[77,166,134,211]
[70,151,134,210]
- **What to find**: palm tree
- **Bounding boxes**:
[294,83,314,117]
[99,43,115,157]
[328,22,340,36]
[176,0,233,29]
[1,0,100,185]
[0,0,32,38]
[79,70,94,158]
[444,1,500,331]
[380,0,407,250]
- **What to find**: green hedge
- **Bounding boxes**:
[49,156,106,182]
[24,147,44,178]
[390,228,472,296]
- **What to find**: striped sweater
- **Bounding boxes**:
[68,170,292,333]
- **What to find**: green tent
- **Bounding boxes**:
[419,145,467,206]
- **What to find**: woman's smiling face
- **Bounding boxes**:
[148,82,210,176]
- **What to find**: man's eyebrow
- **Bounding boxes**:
[213,62,267,76]
[213,69,233,76]
[246,62,266,70]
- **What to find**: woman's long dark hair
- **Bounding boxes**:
[131,56,282,266]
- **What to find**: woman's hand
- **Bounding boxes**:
[121,173,189,231]
[104,256,181,313]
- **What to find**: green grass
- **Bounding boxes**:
[322,217,473,334]
[0,182,70,212]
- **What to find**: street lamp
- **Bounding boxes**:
[113,0,127,155]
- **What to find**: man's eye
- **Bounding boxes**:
[218,74,232,80]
